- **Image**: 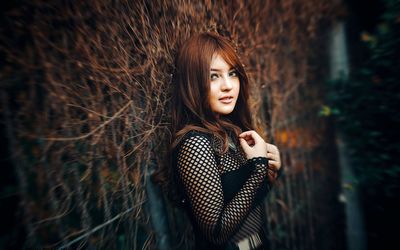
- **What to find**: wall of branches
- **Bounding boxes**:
[1,0,344,249]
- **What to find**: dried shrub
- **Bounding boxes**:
[0,0,342,249]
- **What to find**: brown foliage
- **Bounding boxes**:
[1,0,342,249]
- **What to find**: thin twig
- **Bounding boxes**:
[41,100,132,141]
[57,202,144,250]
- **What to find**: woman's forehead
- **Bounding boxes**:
[211,53,234,70]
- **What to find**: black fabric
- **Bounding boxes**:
[173,130,278,247]
[220,163,255,203]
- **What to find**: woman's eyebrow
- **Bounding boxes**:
[210,67,235,72]
[210,68,222,72]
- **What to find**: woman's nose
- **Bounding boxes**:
[221,76,233,91]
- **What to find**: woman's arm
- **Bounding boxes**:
[176,133,269,245]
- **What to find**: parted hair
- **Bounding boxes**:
[170,31,253,153]
[153,32,256,204]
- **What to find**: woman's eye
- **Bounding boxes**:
[210,73,219,80]
[229,70,238,77]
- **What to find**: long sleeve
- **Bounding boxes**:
[175,133,270,245]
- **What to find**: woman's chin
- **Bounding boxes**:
[214,108,235,116]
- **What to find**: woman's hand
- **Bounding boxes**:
[239,130,282,172]
[238,130,268,159]
[265,142,281,174]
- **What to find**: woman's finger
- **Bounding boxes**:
[239,137,251,151]
[266,143,279,154]
[266,152,278,161]
[239,130,264,144]
[240,134,252,142]
[267,160,280,170]
[239,130,257,138]
[238,131,249,136]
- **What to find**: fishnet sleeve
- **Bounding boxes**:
[176,134,269,245]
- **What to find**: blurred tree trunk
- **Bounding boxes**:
[329,20,367,250]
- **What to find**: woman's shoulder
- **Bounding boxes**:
[172,130,214,160]
[185,129,211,138]
[180,129,213,146]
[180,129,225,155]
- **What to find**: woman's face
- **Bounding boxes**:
[208,53,240,117]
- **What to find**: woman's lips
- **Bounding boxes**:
[219,97,233,104]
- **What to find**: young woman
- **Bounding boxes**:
[169,32,283,250]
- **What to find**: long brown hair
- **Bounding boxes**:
[170,32,253,153]
[153,32,255,203]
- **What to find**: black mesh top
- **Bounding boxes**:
[173,130,282,247]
